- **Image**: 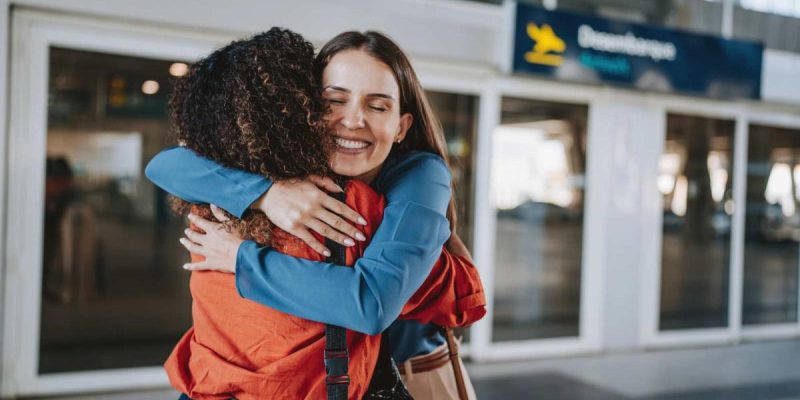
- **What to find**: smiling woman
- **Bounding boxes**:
[323,49,412,183]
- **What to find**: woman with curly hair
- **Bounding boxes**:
[148,30,484,399]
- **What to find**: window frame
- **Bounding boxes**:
[2,9,225,397]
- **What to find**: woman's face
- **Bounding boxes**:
[322,49,412,184]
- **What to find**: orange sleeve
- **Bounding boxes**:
[398,249,486,327]
[343,182,487,328]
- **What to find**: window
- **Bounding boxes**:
[491,97,588,341]
[40,47,190,372]
[659,114,735,330]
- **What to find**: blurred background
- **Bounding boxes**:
[1,0,799,399]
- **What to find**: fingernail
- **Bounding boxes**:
[323,250,331,257]
[355,232,366,241]
[188,214,196,220]
[184,229,190,235]
[182,265,191,270]
[335,184,344,192]
[344,238,355,247]
[358,217,367,225]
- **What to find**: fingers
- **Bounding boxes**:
[182,262,207,271]
[292,227,331,257]
[309,175,344,193]
[182,262,226,273]
[317,209,366,242]
[210,204,230,222]
[322,196,367,226]
[179,237,204,255]
[306,218,355,247]
[184,228,205,244]
[188,213,221,232]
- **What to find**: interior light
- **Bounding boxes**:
[141,80,160,95]
[169,62,189,77]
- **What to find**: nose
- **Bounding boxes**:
[341,103,365,130]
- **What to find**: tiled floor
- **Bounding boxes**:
[31,339,800,400]
[467,339,800,399]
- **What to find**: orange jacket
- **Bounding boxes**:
[164,180,485,399]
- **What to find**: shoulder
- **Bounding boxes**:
[392,151,447,171]
[375,151,451,192]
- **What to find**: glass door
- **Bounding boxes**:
[743,124,800,328]
[3,10,222,397]
[490,97,589,342]
[658,114,736,332]
[647,104,800,347]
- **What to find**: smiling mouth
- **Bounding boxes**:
[335,137,371,150]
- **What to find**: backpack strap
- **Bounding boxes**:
[325,189,349,400]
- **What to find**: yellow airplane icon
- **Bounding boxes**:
[525,23,566,66]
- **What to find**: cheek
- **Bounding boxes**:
[323,112,338,129]
[373,118,401,146]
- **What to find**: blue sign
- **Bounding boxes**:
[513,4,763,99]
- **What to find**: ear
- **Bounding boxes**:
[396,113,413,143]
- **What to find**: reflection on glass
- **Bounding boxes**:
[40,47,190,373]
[427,91,478,251]
[743,124,800,325]
[427,91,478,342]
[491,97,587,341]
[659,114,734,330]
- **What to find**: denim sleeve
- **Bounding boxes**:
[235,154,452,335]
[144,146,272,218]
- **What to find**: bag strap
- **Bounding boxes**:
[444,327,469,400]
[325,190,349,400]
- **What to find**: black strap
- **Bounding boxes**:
[325,189,349,400]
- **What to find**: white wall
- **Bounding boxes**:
[586,92,664,351]
[761,49,800,106]
[9,0,506,66]
[0,0,9,392]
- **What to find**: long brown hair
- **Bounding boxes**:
[315,31,458,232]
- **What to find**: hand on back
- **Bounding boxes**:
[252,175,367,256]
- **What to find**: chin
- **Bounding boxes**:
[331,164,366,178]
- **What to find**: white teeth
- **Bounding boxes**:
[335,137,369,149]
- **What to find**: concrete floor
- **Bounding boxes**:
[31,339,800,400]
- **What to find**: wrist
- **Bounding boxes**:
[250,190,269,212]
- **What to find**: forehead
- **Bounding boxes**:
[322,50,399,96]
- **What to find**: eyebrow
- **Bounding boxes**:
[324,85,395,101]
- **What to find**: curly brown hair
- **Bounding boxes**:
[169,28,333,244]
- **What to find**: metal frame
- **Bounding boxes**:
[407,58,609,361]
[740,109,800,342]
[417,51,609,361]
[1,9,225,397]
[638,93,800,349]
[469,75,607,361]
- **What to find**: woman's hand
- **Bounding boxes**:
[179,205,244,273]
[251,175,367,256]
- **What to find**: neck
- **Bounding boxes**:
[352,165,381,185]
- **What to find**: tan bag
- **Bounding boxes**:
[398,329,476,400]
